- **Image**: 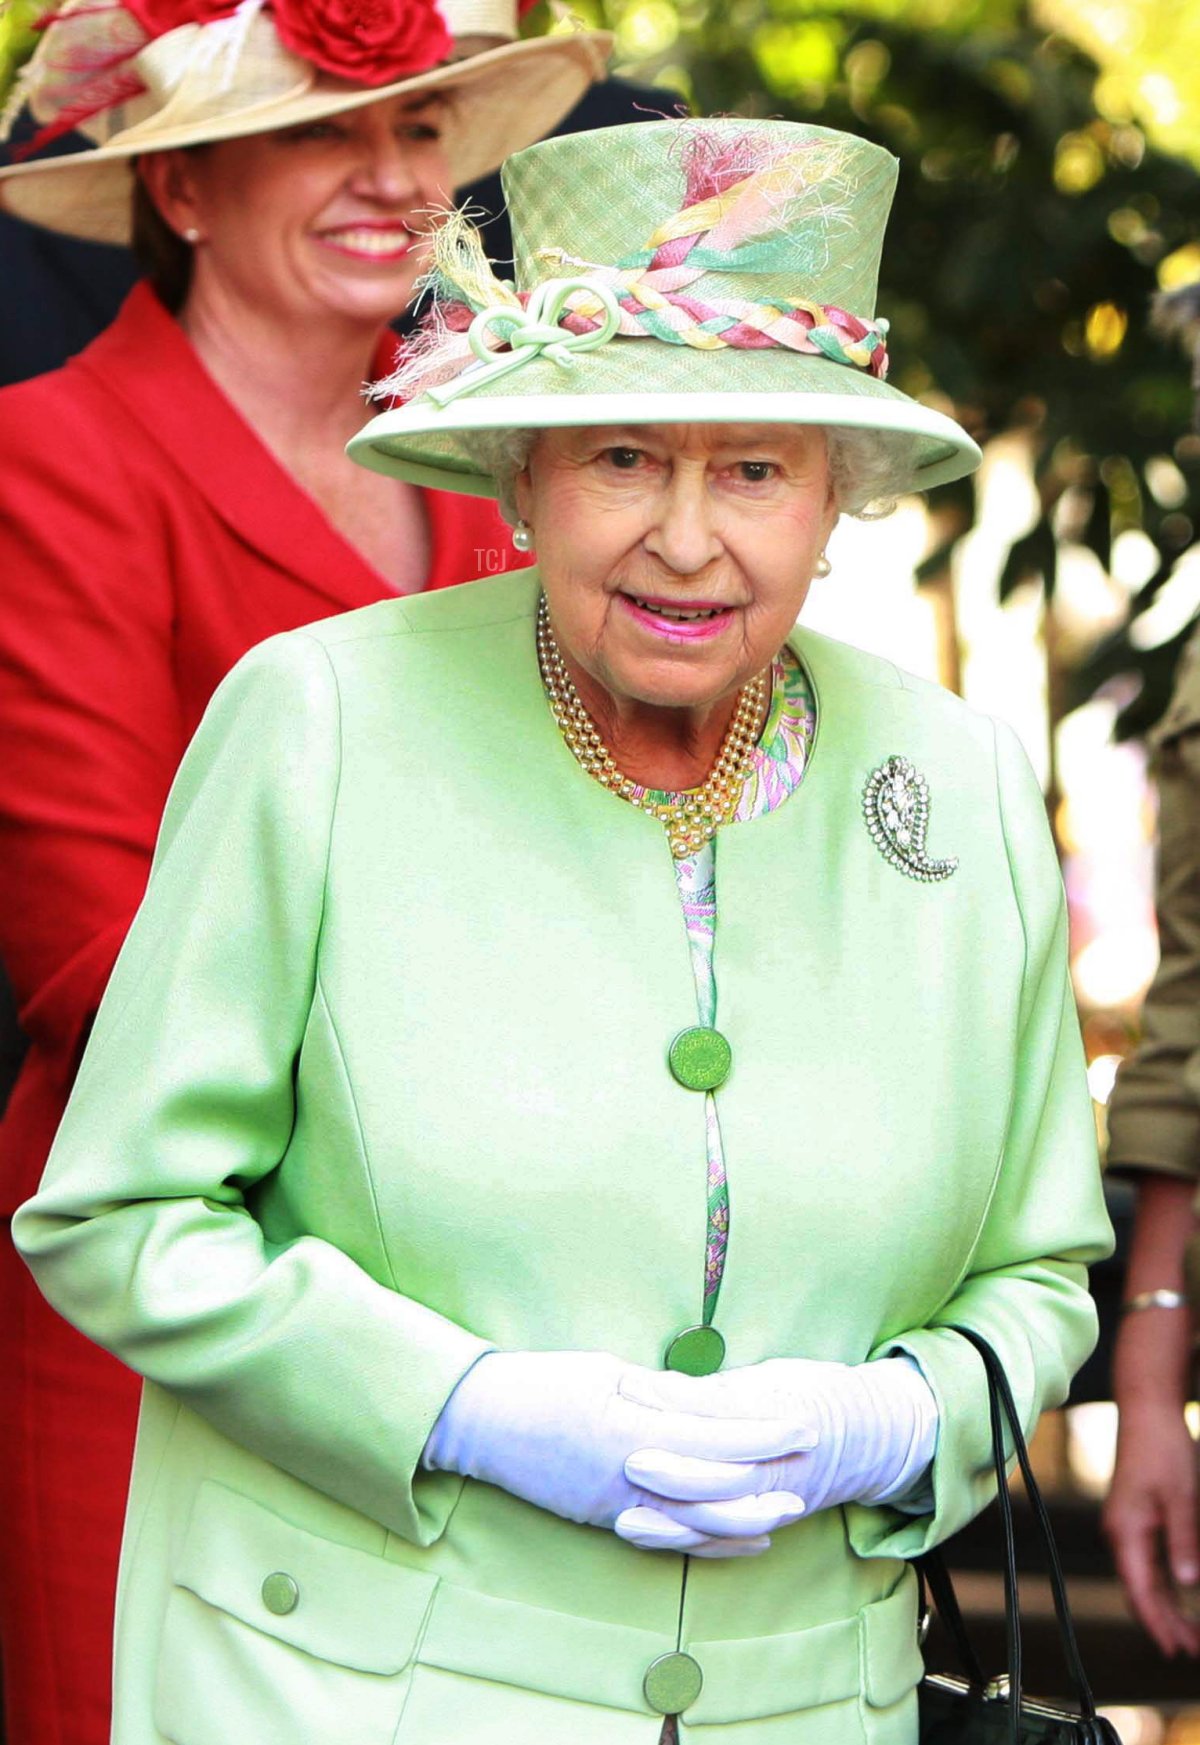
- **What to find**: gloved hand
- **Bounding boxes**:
[616,1356,938,1551]
[423,1350,815,1556]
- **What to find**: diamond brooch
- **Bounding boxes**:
[862,755,959,883]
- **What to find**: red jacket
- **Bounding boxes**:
[0,282,519,1213]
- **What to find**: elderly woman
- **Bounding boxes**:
[15,118,1111,1745]
[0,5,603,1740]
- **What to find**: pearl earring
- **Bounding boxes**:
[512,519,535,553]
[182,226,202,244]
[814,551,831,579]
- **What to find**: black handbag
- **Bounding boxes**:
[917,1326,1122,1745]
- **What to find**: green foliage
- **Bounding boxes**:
[552,0,1200,733]
[0,0,44,113]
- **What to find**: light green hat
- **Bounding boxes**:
[349,116,981,496]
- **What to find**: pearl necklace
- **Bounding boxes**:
[536,595,770,859]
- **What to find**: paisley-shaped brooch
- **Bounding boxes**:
[862,755,959,883]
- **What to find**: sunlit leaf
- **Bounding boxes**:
[0,0,43,110]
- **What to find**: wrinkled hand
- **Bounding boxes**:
[423,1350,816,1557]
[1104,1401,1200,1658]
[615,1356,938,1552]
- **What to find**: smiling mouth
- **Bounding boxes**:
[318,225,415,256]
[628,595,730,622]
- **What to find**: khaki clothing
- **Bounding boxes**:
[1108,629,1200,1181]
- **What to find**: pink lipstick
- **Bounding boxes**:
[619,592,735,643]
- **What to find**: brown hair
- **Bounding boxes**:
[130,159,195,314]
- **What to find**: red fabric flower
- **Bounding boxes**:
[122,0,239,39]
[271,0,452,85]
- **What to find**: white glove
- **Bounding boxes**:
[423,1350,815,1556]
[617,1356,938,1550]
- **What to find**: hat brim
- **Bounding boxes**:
[349,344,982,495]
[0,31,610,244]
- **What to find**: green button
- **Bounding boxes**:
[261,1572,299,1617]
[644,1651,704,1716]
[665,1324,726,1376]
[668,1027,732,1092]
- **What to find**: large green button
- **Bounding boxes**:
[665,1324,726,1376]
[644,1652,704,1716]
[261,1572,299,1616]
[668,1026,732,1092]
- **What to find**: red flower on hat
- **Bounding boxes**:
[271,0,452,85]
[122,0,239,37]
[14,0,454,162]
[122,0,452,82]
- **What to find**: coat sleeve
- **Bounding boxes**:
[12,632,491,1545]
[1106,638,1200,1179]
[845,718,1113,1558]
[0,381,181,1090]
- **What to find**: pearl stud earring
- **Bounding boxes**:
[512,519,535,553]
[182,226,202,244]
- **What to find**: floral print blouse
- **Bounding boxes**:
[641,646,817,1321]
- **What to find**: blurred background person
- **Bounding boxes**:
[0,2,606,1740]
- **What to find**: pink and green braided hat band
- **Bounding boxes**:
[532,254,889,377]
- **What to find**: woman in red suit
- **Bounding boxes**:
[0,3,604,1739]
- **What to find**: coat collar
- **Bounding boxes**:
[383,567,914,855]
[72,283,431,611]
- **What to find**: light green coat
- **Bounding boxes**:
[15,568,1111,1745]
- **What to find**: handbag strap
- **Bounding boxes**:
[917,1325,1102,1741]
[984,1337,1024,1737]
[953,1326,1101,1720]
[917,1546,988,1690]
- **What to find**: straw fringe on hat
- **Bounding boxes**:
[0,0,609,243]
[349,118,981,497]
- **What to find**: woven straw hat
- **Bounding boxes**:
[0,0,609,243]
[349,117,981,496]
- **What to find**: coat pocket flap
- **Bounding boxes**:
[686,1614,861,1724]
[862,1580,925,1709]
[175,1481,437,1675]
[686,1578,921,1724]
[419,1582,674,1713]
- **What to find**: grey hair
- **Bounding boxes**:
[825,427,912,519]
[464,428,538,526]
[461,423,914,528]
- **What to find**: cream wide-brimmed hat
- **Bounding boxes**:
[350,117,981,496]
[0,0,609,243]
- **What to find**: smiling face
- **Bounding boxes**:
[516,423,838,722]
[141,95,450,330]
